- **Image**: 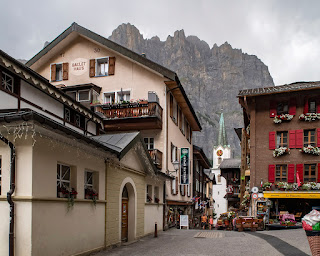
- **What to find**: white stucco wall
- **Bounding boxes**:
[0,90,18,109]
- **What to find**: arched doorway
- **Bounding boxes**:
[121,186,129,242]
[120,181,136,243]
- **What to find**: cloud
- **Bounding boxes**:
[0,0,319,85]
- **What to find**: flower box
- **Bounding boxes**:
[301,145,320,156]
[274,114,294,124]
[299,113,320,122]
[273,147,290,157]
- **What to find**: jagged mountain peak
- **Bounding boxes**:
[108,24,274,158]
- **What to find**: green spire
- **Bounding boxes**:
[217,113,228,146]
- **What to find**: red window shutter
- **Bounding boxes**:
[270,101,277,117]
[296,130,303,148]
[296,164,304,183]
[317,98,320,113]
[288,98,296,115]
[89,59,95,77]
[109,57,116,75]
[268,165,275,183]
[269,131,276,150]
[288,164,295,183]
[62,62,69,80]
[317,128,320,147]
[303,97,309,114]
[289,130,296,148]
[51,64,56,81]
[318,163,320,183]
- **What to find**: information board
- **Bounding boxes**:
[180,215,189,229]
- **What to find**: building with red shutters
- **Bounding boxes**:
[238,81,320,218]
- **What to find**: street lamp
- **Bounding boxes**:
[168,160,180,174]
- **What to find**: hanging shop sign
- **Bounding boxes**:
[264,192,320,199]
[180,148,190,185]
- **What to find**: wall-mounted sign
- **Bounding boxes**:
[70,58,88,76]
[252,193,258,200]
[217,149,223,156]
[180,148,190,185]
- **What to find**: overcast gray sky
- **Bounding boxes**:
[1,0,319,85]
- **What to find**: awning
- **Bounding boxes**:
[264,191,320,199]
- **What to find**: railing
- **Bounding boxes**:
[94,102,163,121]
[148,149,163,169]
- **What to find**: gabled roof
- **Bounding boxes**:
[0,49,103,124]
[26,22,201,131]
[238,81,320,97]
[219,158,241,169]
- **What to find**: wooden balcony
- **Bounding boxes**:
[148,149,163,169]
[94,102,163,131]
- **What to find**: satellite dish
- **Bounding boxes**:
[251,187,259,193]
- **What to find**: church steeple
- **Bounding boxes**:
[217,113,228,147]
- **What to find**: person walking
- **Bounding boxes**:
[201,213,207,230]
[209,215,214,230]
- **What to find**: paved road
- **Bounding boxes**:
[93,228,311,256]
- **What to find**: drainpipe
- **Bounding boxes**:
[0,134,16,256]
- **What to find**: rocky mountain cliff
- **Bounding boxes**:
[109,23,274,159]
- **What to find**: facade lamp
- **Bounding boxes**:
[169,160,180,174]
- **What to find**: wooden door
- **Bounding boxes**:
[121,199,128,241]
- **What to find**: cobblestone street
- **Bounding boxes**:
[93,228,311,256]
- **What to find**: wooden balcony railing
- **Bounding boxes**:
[148,149,163,169]
[94,102,163,120]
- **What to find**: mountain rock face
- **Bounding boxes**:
[109,23,274,159]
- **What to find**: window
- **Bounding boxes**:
[171,143,178,162]
[2,72,14,92]
[57,164,71,198]
[304,129,316,147]
[170,94,178,124]
[78,90,90,102]
[277,102,288,115]
[170,94,174,118]
[196,179,199,192]
[117,90,130,102]
[154,186,159,201]
[51,63,65,82]
[84,171,99,200]
[172,178,177,195]
[275,165,287,182]
[309,99,317,113]
[277,131,288,148]
[104,92,115,104]
[144,138,154,150]
[180,185,185,196]
[146,184,152,202]
[178,107,183,130]
[200,182,202,193]
[65,108,71,122]
[96,57,109,76]
[187,183,191,197]
[75,114,81,127]
[304,164,316,182]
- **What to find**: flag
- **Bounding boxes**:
[297,172,301,187]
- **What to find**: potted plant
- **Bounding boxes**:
[147,195,152,203]
[277,182,287,191]
[155,197,160,204]
[273,147,290,157]
[285,183,293,191]
[302,183,312,191]
[301,145,320,155]
[262,182,272,191]
[85,187,99,205]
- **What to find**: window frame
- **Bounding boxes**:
[276,101,289,115]
[78,90,91,102]
[171,143,178,162]
[276,131,288,148]
[172,178,176,195]
[304,164,317,182]
[104,92,115,104]
[57,163,71,198]
[84,170,99,200]
[146,184,153,202]
[309,98,317,113]
[304,129,316,147]
[144,137,154,150]
[275,164,287,182]
[96,57,109,77]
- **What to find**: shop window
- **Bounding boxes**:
[146,184,152,202]
[2,72,14,93]
[57,163,76,198]
[277,131,288,148]
[304,129,316,147]
[304,164,316,182]
[277,102,288,115]
[275,165,287,182]
[84,170,99,200]
[154,186,159,202]
[144,137,154,150]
